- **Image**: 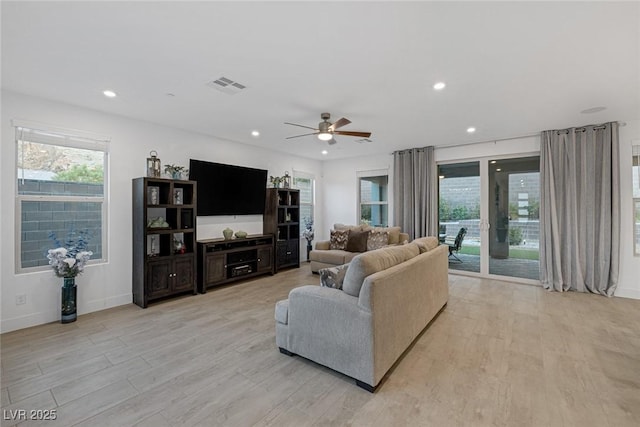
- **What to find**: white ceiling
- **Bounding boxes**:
[2,1,639,160]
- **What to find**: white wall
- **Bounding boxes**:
[0,90,322,332]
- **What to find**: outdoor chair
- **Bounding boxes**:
[447,227,467,263]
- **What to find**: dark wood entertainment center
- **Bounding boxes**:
[197,234,274,293]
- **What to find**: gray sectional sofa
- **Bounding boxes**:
[275,237,449,392]
[309,224,410,273]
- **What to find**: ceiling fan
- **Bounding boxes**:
[285,112,371,145]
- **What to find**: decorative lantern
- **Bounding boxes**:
[283,171,291,188]
[146,150,161,178]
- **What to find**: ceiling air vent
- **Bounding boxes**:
[207,77,248,95]
[356,138,372,143]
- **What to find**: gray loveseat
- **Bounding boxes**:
[275,237,449,392]
[309,224,410,273]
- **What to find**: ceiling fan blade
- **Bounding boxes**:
[285,132,319,139]
[333,130,372,138]
[329,117,351,131]
[284,122,318,131]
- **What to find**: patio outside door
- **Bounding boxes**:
[438,155,540,281]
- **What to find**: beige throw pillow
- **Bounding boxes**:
[372,226,402,245]
[367,230,389,251]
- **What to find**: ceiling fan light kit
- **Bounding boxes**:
[285,112,372,145]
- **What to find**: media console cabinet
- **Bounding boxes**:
[197,234,275,293]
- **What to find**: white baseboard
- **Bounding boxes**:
[81,293,132,314]
[1,293,132,334]
[614,287,640,300]
[1,310,58,333]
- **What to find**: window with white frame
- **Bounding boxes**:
[293,171,315,233]
[633,144,640,256]
[16,124,109,271]
[358,170,388,227]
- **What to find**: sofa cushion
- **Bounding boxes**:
[275,299,289,324]
[412,236,439,253]
[311,249,353,265]
[346,229,369,253]
[329,229,350,250]
[367,230,389,251]
[319,263,350,289]
[342,244,420,297]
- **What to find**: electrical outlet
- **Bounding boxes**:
[16,294,26,305]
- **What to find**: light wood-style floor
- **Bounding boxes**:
[2,268,640,427]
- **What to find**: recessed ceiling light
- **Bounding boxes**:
[496,168,502,172]
[439,175,445,179]
[433,82,446,90]
[251,130,260,137]
[321,150,328,155]
[467,127,476,133]
[580,106,606,114]
[103,90,116,98]
[490,160,497,164]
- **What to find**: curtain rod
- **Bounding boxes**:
[434,131,540,150]
[394,121,626,153]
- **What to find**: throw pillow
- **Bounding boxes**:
[319,263,350,290]
[346,230,369,253]
[329,229,350,250]
[373,226,402,245]
[413,236,439,253]
[367,230,389,251]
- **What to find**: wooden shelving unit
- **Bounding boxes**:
[264,188,300,271]
[132,177,197,308]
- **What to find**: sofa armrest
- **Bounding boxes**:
[315,240,330,250]
[287,285,374,383]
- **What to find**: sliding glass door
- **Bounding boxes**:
[438,155,540,281]
[438,162,481,273]
[487,156,540,280]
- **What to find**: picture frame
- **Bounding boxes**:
[147,234,159,257]
[147,186,160,205]
[173,188,184,205]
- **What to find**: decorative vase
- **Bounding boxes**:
[61,277,77,323]
[223,227,233,240]
[306,242,312,262]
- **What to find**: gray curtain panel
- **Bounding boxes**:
[393,146,438,239]
[540,122,620,296]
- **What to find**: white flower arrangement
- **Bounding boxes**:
[47,230,93,278]
[302,217,314,243]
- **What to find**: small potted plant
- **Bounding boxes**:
[269,175,283,188]
[164,164,187,180]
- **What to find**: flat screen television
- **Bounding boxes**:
[189,159,267,216]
